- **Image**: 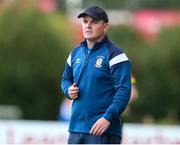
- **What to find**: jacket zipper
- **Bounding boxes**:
[76,47,91,85]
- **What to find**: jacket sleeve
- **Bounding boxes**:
[103,58,131,122]
[61,53,73,99]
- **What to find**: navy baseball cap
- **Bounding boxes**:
[78,6,109,23]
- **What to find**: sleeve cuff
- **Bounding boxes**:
[103,113,113,122]
[65,86,72,100]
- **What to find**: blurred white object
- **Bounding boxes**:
[0,120,179,144]
[0,105,22,119]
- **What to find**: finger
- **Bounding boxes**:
[99,128,105,136]
[70,93,77,98]
[72,93,78,97]
[95,125,106,136]
[71,96,77,100]
[90,124,96,134]
[68,85,78,92]
[73,93,79,99]
[69,91,78,96]
[71,96,76,99]
[73,94,78,99]
[70,91,77,95]
[92,128,98,135]
[92,125,99,135]
[71,90,79,94]
[95,127,102,136]
[70,87,79,91]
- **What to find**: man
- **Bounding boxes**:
[61,6,131,144]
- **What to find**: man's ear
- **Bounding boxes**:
[104,23,109,33]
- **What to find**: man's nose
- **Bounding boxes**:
[86,22,92,27]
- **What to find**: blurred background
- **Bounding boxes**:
[0,0,179,144]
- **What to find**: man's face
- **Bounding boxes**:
[82,16,109,42]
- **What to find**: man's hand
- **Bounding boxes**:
[90,117,110,136]
[68,83,79,100]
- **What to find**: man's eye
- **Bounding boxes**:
[83,20,88,23]
[92,20,98,24]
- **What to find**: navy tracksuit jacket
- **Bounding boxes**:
[61,36,131,137]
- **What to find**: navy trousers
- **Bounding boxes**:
[68,132,121,144]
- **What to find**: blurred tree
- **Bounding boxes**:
[56,0,67,12]
[0,3,73,120]
[132,26,180,123]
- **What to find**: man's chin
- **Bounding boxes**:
[85,37,96,42]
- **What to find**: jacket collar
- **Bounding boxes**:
[80,35,108,50]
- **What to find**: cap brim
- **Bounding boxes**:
[77,12,99,20]
[77,13,87,18]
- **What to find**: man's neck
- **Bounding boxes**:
[86,35,105,49]
[86,40,95,49]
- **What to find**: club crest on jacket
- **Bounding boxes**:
[95,56,104,68]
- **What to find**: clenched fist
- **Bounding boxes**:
[68,83,79,100]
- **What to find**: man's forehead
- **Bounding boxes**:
[83,15,101,22]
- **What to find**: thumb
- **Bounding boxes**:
[73,83,77,87]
